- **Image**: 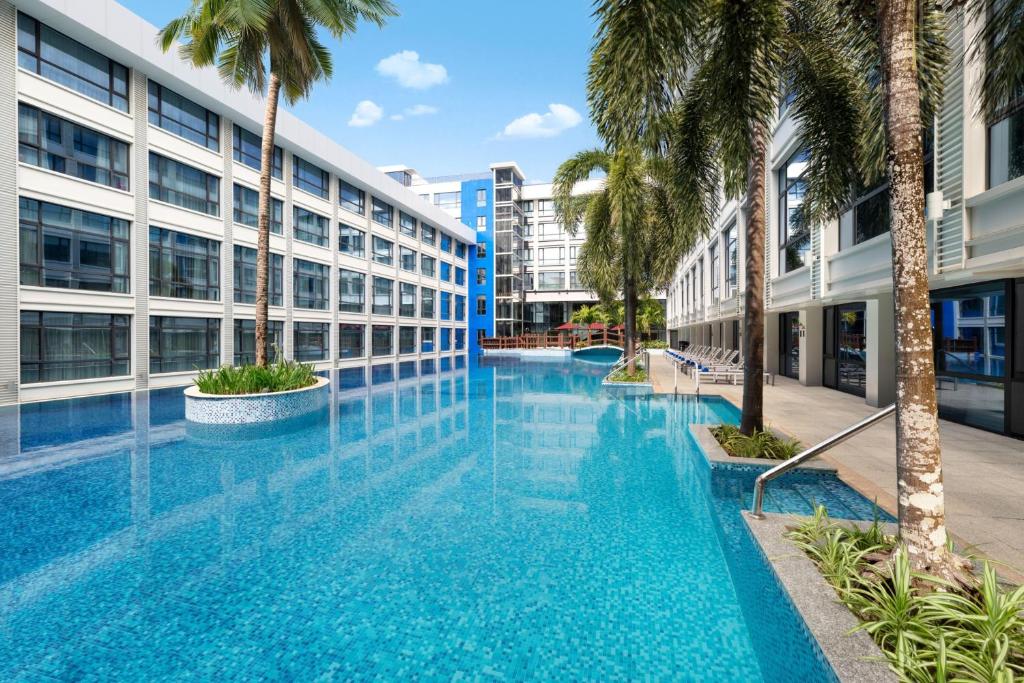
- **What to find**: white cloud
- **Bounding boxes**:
[405,104,439,116]
[497,104,583,139]
[389,114,404,121]
[348,100,383,127]
[376,51,448,90]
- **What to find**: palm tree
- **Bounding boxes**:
[552,146,687,372]
[635,296,665,337]
[570,304,606,325]
[159,0,396,367]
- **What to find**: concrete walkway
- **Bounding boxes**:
[649,353,1024,582]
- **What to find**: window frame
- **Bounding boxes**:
[20,311,130,383]
[147,80,219,151]
[233,244,283,306]
[149,152,220,216]
[232,183,282,234]
[292,155,330,199]
[293,258,330,310]
[149,226,221,301]
[232,125,283,179]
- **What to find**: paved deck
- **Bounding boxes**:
[649,353,1024,582]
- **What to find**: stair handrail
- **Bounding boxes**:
[750,403,896,519]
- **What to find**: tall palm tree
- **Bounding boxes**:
[159,0,396,367]
[635,296,666,337]
[552,146,687,372]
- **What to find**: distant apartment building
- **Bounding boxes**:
[665,7,1024,438]
[2,0,472,404]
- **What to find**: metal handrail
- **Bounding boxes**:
[750,403,896,519]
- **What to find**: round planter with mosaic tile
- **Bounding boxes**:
[184,376,330,425]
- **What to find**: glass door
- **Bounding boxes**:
[836,304,867,396]
[779,312,800,379]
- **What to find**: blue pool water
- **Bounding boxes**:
[0,356,886,680]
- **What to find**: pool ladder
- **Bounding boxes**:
[750,403,896,518]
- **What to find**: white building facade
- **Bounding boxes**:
[667,8,1024,438]
[3,0,472,405]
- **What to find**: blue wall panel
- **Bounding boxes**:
[462,178,494,354]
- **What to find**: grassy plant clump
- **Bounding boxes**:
[787,506,1024,682]
[607,367,649,383]
[711,424,801,459]
[641,340,668,349]
[194,358,317,395]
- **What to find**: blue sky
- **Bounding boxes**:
[119,0,602,182]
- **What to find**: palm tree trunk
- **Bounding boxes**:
[740,122,767,436]
[624,280,637,373]
[878,0,951,575]
[255,72,282,367]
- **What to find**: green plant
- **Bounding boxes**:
[194,358,317,395]
[641,340,668,349]
[710,424,801,460]
[606,367,649,383]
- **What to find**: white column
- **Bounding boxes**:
[866,296,897,406]
[765,313,780,375]
[800,306,823,386]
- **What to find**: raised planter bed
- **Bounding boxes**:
[184,376,330,425]
[689,423,836,472]
[600,379,654,395]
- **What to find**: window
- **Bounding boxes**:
[570,270,581,289]
[434,191,461,211]
[440,234,453,253]
[372,325,393,356]
[400,282,417,317]
[293,321,329,362]
[709,242,720,302]
[989,106,1024,187]
[149,227,220,300]
[455,267,466,286]
[17,13,128,111]
[440,291,452,321]
[476,296,487,315]
[570,245,579,263]
[421,327,436,352]
[537,223,565,241]
[293,259,330,310]
[455,328,466,351]
[293,206,329,246]
[372,276,393,315]
[476,216,487,230]
[440,327,452,352]
[371,197,394,228]
[456,241,467,259]
[778,148,810,274]
[20,311,129,383]
[233,245,283,306]
[232,125,282,179]
[399,326,417,355]
[19,197,130,293]
[339,224,365,258]
[538,246,564,265]
[522,200,534,214]
[440,262,452,282]
[233,319,283,365]
[147,81,219,150]
[476,268,486,285]
[18,104,129,191]
[400,246,417,272]
[372,236,394,265]
[149,316,220,373]
[339,323,365,359]
[387,169,412,186]
[421,287,436,319]
[421,224,436,245]
[233,184,282,234]
[537,199,555,215]
[149,152,220,216]
[476,188,487,207]
[455,294,465,321]
[421,255,436,277]
[726,222,738,296]
[399,211,417,238]
[538,271,565,290]
[476,242,487,258]
[339,268,365,313]
[339,179,365,214]
[293,155,329,199]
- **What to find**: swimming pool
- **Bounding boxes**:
[0,356,882,680]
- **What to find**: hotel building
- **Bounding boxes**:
[1,0,472,405]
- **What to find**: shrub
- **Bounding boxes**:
[787,506,1024,682]
[641,340,668,349]
[194,358,317,395]
[711,424,801,459]
[606,367,649,383]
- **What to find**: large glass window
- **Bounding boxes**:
[399,211,417,238]
[233,245,283,306]
[339,268,365,313]
[440,262,452,282]
[371,236,393,266]
[293,259,330,310]
[476,268,487,285]
[372,325,393,356]
[339,179,365,214]
[400,282,417,317]
[149,227,220,300]
[440,234,453,253]
[293,155,329,199]
[18,104,129,190]
[373,276,393,315]
[421,255,436,277]
[455,267,466,286]
[455,328,466,351]
[293,322,329,362]
[339,223,365,258]
[709,242,720,302]
[293,206,329,246]
[17,13,128,111]
[538,271,565,290]
[372,197,394,228]
[399,326,416,355]
[400,246,417,272]
[233,319,283,365]
[232,125,282,179]
[421,224,436,246]
[339,323,365,359]
[421,327,436,352]
[726,222,738,297]
[989,108,1024,187]
[456,241,467,259]
[20,197,130,292]
[455,294,465,321]
[440,291,452,321]
[476,296,487,315]
[147,81,219,150]
[149,152,220,216]
[149,316,220,373]
[233,184,282,234]
[441,327,452,352]
[20,311,130,383]
[434,191,460,211]
[778,149,810,274]
[476,188,487,207]
[421,287,436,319]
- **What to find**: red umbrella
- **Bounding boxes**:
[588,322,607,330]
[554,321,579,331]
[611,324,625,331]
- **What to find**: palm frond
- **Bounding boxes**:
[552,148,610,236]
[969,0,1024,121]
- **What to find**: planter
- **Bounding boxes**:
[184,376,330,425]
[689,424,836,472]
[601,380,654,395]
